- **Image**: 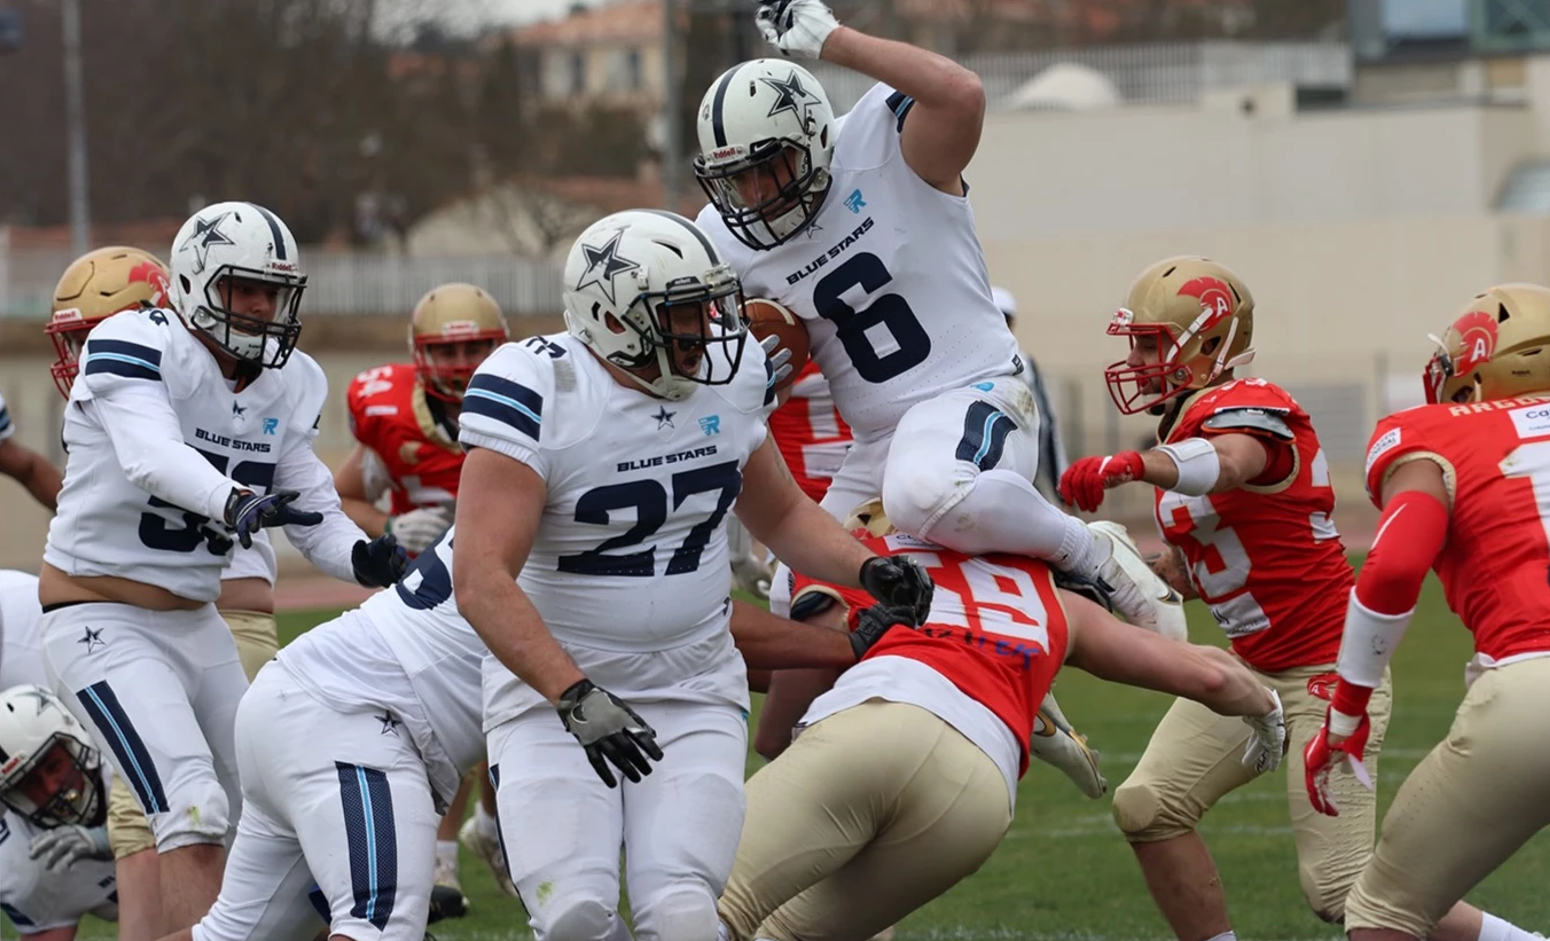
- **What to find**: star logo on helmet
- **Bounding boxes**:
[575,229,640,305]
[15,687,51,716]
[760,71,815,122]
[180,212,236,276]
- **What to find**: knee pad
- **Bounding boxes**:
[539,895,616,941]
[881,463,972,542]
[633,885,720,941]
[150,778,230,851]
[1301,871,1351,925]
[1110,778,1198,843]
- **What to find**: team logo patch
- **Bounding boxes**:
[262,417,279,435]
[1306,672,1339,702]
[699,415,721,436]
[574,229,640,305]
[1451,309,1498,375]
[653,406,676,430]
[1176,276,1235,328]
[1510,403,1550,439]
[1365,427,1401,477]
[180,212,235,275]
[78,626,105,653]
[845,189,866,214]
[128,261,171,308]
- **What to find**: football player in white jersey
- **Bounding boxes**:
[689,1,1155,639]
[1,570,45,693]
[451,208,931,941]
[0,684,119,941]
[43,244,290,941]
[37,201,407,934]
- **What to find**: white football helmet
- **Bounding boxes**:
[169,201,307,369]
[693,59,836,251]
[0,685,104,828]
[564,209,748,401]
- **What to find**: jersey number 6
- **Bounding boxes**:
[814,253,931,384]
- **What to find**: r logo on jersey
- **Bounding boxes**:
[700,415,721,436]
[262,417,279,435]
[845,189,866,213]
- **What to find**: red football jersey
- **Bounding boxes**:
[1364,395,1550,660]
[1152,379,1352,672]
[793,533,1069,776]
[769,361,853,502]
[345,363,465,516]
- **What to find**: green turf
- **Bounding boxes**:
[33,569,1550,941]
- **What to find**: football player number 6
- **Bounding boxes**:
[813,253,931,383]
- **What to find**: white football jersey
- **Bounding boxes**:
[223,534,277,585]
[0,775,118,934]
[457,334,773,718]
[44,308,329,603]
[276,589,485,808]
[0,570,44,692]
[697,82,1022,442]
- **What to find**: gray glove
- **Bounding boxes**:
[556,679,665,788]
[29,824,111,873]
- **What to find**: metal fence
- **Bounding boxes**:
[0,243,567,320]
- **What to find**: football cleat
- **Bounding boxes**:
[1029,694,1108,799]
[460,814,519,898]
[427,863,468,923]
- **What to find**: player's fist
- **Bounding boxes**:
[224,488,325,549]
[387,505,454,556]
[849,603,915,661]
[859,555,934,625]
[29,824,111,874]
[1058,451,1145,512]
[1304,706,1375,816]
[1240,688,1286,774]
[756,0,840,59]
[352,533,409,588]
[557,679,665,788]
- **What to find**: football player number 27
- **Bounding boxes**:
[814,253,930,383]
[558,461,742,577]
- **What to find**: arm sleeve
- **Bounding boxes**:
[81,386,238,523]
[457,347,551,477]
[273,430,366,583]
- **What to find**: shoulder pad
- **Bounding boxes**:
[1201,407,1294,440]
[282,351,329,436]
[460,341,556,449]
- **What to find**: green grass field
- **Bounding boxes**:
[37,568,1550,941]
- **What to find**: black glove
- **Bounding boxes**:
[556,679,665,788]
[223,489,324,549]
[858,556,933,625]
[1051,568,1116,613]
[849,603,916,660]
[352,533,409,588]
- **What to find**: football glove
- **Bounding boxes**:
[849,603,915,660]
[1304,705,1375,816]
[352,533,409,588]
[224,489,324,549]
[556,679,664,788]
[387,505,454,556]
[756,0,840,59]
[760,335,793,389]
[859,555,933,625]
[1058,451,1145,512]
[29,824,111,874]
[1241,688,1286,774]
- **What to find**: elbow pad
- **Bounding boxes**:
[1157,438,1221,495]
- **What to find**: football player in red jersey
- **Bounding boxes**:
[1304,285,1550,941]
[1058,256,1411,941]
[716,500,1286,941]
[334,282,512,913]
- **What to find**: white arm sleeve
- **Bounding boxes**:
[274,432,367,584]
[83,386,239,522]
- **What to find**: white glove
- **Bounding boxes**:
[29,824,112,874]
[756,0,840,60]
[726,516,775,600]
[386,505,454,556]
[1240,688,1286,774]
[761,335,793,389]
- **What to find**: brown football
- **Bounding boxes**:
[744,297,810,391]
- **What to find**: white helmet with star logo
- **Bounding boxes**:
[693,58,836,251]
[0,684,104,829]
[169,201,308,369]
[563,209,748,401]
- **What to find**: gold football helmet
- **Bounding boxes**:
[1104,256,1256,415]
[409,283,510,401]
[844,498,897,538]
[1424,283,1550,404]
[46,246,172,399]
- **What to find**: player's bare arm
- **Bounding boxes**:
[0,437,63,510]
[729,599,855,670]
[734,437,873,587]
[452,446,585,703]
[1143,546,1198,601]
[333,442,390,537]
[753,598,849,760]
[819,23,984,193]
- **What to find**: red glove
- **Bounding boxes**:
[1303,705,1374,817]
[1058,451,1145,512]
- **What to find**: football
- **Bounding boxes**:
[744,297,811,391]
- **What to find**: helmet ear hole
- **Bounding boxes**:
[1500,303,1511,323]
[180,274,193,294]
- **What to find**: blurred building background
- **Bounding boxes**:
[4,0,1550,568]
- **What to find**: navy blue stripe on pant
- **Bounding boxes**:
[487,764,517,887]
[954,400,1018,471]
[77,681,168,814]
[335,762,399,931]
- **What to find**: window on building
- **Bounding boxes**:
[570,50,586,94]
[627,47,642,90]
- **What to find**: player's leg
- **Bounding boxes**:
[459,760,516,897]
[42,604,237,930]
[1275,666,1392,923]
[1110,694,1265,941]
[622,700,747,941]
[430,772,472,920]
[109,776,166,941]
[218,608,279,683]
[1345,659,1550,941]
[489,710,628,941]
[186,803,319,941]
